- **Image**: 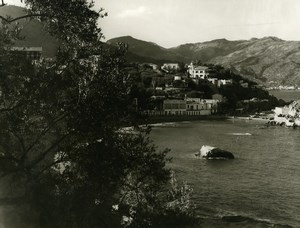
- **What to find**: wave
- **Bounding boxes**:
[221,215,293,227]
[149,122,177,127]
[213,210,294,228]
[228,132,252,136]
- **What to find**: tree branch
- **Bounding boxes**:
[27,134,68,170]
[8,128,26,155]
[34,152,67,178]
[0,14,47,23]
[21,112,69,162]
[0,0,6,7]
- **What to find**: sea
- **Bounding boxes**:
[269,90,300,102]
[150,119,300,227]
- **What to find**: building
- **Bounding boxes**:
[161,63,180,72]
[163,99,186,115]
[186,98,211,115]
[217,79,233,87]
[150,97,220,116]
[11,47,42,60]
[202,99,219,113]
[187,63,209,79]
[174,76,182,81]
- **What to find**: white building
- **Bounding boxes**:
[162,98,220,116]
[185,97,219,115]
[187,63,209,79]
[174,76,182,81]
[218,79,233,87]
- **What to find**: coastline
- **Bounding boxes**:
[146,115,229,124]
[145,115,270,125]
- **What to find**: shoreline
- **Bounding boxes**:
[146,115,229,124]
[144,115,270,125]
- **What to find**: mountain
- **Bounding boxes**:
[107,36,188,63]
[0,5,60,57]
[108,36,300,86]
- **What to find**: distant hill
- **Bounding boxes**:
[107,36,188,63]
[0,5,59,57]
[108,36,300,86]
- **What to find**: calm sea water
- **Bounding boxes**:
[269,90,300,102]
[150,120,300,227]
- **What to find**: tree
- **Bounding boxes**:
[0,1,195,227]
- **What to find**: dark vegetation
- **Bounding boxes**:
[0,1,196,227]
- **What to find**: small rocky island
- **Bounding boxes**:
[195,145,235,159]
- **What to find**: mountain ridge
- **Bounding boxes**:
[108,36,300,86]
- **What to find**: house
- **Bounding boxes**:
[217,79,233,87]
[186,98,211,115]
[187,63,209,79]
[174,76,182,81]
[185,98,220,115]
[202,99,219,113]
[161,63,180,72]
[163,99,186,115]
[186,98,208,110]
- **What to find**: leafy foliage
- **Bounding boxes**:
[0,1,196,227]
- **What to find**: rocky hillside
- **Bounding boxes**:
[208,37,300,86]
[108,36,300,86]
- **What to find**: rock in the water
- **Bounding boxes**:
[196,145,235,159]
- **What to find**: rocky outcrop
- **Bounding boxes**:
[195,145,235,160]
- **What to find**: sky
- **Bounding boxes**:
[5,0,300,48]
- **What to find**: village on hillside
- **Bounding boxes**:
[7,46,288,120]
[125,61,284,117]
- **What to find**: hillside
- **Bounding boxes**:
[0,5,60,57]
[107,36,188,63]
[108,36,300,86]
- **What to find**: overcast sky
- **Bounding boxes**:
[7,0,300,48]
